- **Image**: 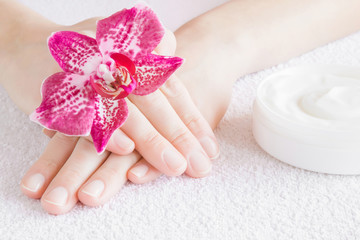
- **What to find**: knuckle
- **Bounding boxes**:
[182,113,203,130]
[169,127,191,146]
[142,131,163,148]
[161,77,186,98]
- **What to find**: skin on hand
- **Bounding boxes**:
[1,4,223,214]
[20,27,223,215]
[13,0,360,214]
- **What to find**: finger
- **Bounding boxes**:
[154,29,176,56]
[42,128,56,138]
[160,75,220,159]
[86,129,135,155]
[78,151,141,207]
[42,128,135,156]
[121,100,187,177]
[121,28,177,183]
[153,30,220,160]
[128,159,162,184]
[40,138,109,215]
[20,133,78,199]
[128,90,212,178]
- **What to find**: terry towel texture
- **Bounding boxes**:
[1,0,360,239]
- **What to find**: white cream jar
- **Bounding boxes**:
[252,65,360,174]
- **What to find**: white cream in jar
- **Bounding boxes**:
[252,65,360,174]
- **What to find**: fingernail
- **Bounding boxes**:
[22,173,45,192]
[200,137,220,160]
[82,180,105,198]
[130,164,149,178]
[162,148,187,172]
[43,186,68,206]
[115,133,134,151]
[188,151,212,175]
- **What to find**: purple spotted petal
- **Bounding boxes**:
[30,72,96,135]
[132,54,184,95]
[48,31,102,75]
[96,4,165,60]
[90,96,128,153]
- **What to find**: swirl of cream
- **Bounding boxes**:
[258,66,360,132]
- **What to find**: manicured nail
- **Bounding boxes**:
[188,151,212,175]
[200,137,220,160]
[43,186,68,206]
[22,173,45,192]
[115,133,134,151]
[82,180,105,198]
[130,164,149,178]
[162,148,186,172]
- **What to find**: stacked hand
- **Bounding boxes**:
[1,17,228,215]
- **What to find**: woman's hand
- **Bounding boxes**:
[1,5,219,173]
[0,3,222,214]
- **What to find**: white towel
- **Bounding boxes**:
[1,0,360,239]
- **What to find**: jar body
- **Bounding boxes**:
[252,65,360,175]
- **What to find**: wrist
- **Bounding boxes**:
[0,1,58,88]
[175,18,235,128]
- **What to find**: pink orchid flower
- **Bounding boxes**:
[30,4,183,153]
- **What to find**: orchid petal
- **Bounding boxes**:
[132,54,184,95]
[90,96,128,153]
[96,4,165,60]
[48,31,102,75]
[30,72,96,135]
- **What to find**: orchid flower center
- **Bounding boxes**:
[90,53,137,99]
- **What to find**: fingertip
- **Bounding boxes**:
[114,139,135,155]
[171,161,188,177]
[161,148,188,176]
[183,150,212,179]
[89,130,135,156]
[20,183,43,199]
[40,188,74,215]
[128,161,162,184]
[77,179,106,207]
[20,173,46,199]
[78,189,103,207]
[129,163,149,178]
[112,130,135,154]
[79,152,140,207]
[40,198,71,215]
[42,128,56,138]
[199,136,220,160]
[186,163,212,179]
